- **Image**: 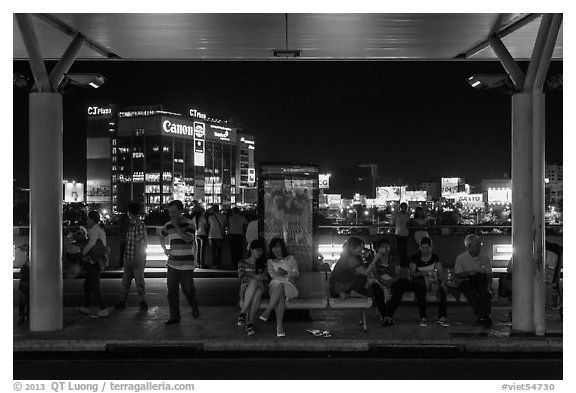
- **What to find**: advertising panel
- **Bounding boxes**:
[326,194,342,208]
[488,188,512,204]
[403,190,427,202]
[193,121,206,167]
[208,124,237,143]
[376,187,402,203]
[441,177,464,198]
[456,193,484,208]
[319,174,331,189]
[64,182,84,203]
[263,178,314,271]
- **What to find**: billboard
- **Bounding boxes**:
[403,190,427,202]
[456,193,484,208]
[319,174,331,189]
[488,188,512,204]
[64,182,84,203]
[376,187,402,203]
[193,121,205,167]
[259,163,318,271]
[441,177,464,198]
[326,194,342,208]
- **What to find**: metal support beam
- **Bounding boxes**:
[29,93,63,331]
[454,13,541,59]
[34,13,121,59]
[15,14,52,92]
[532,91,546,336]
[525,14,554,91]
[49,33,85,89]
[488,35,525,88]
[533,14,563,90]
[511,92,535,332]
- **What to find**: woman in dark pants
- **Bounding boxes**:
[383,237,449,327]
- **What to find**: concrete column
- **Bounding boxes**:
[532,91,546,336]
[29,93,63,331]
[511,91,535,332]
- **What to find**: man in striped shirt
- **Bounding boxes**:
[160,200,199,325]
[115,202,148,311]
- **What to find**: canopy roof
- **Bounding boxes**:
[13,13,563,61]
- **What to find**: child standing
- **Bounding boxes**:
[237,239,268,335]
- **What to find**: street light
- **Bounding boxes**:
[60,73,107,92]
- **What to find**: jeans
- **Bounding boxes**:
[209,238,223,268]
[83,263,106,309]
[459,273,491,319]
[227,234,244,269]
[119,257,146,303]
[196,235,208,267]
[395,235,409,267]
[385,278,427,318]
[167,266,198,319]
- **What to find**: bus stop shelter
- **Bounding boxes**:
[13,13,563,334]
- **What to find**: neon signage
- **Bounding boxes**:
[162,120,194,136]
[189,109,207,119]
[87,106,112,116]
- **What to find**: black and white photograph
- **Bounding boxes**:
[8,3,569,387]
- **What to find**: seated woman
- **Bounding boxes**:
[383,237,448,327]
[237,239,269,336]
[329,237,387,321]
[371,238,400,306]
[259,237,299,337]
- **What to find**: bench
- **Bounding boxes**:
[239,272,500,333]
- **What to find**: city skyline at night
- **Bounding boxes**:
[12,60,563,188]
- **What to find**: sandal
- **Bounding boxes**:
[237,313,246,326]
[259,314,268,323]
[245,324,255,336]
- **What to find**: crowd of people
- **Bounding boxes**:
[18,199,495,334]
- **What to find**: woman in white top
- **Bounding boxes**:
[75,210,108,318]
[258,237,299,337]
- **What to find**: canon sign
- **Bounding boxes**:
[162,120,194,137]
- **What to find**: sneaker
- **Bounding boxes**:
[437,317,450,327]
[245,323,255,336]
[139,301,148,310]
[91,309,109,318]
[192,303,200,319]
[419,318,428,327]
[114,301,126,310]
[237,313,246,326]
[165,317,181,325]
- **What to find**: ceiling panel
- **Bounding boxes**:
[13,13,563,61]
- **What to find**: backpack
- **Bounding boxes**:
[90,238,110,270]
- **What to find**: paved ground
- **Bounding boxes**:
[14,303,562,354]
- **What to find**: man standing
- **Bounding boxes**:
[227,207,248,269]
[454,234,493,327]
[160,200,199,325]
[208,204,227,269]
[391,202,410,266]
[115,202,148,311]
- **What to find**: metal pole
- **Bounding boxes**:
[15,14,51,91]
[511,92,535,332]
[532,91,546,336]
[29,92,63,331]
[49,33,85,88]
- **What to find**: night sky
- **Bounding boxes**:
[12,60,563,187]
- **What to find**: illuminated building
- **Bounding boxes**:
[545,163,563,183]
[86,105,256,213]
